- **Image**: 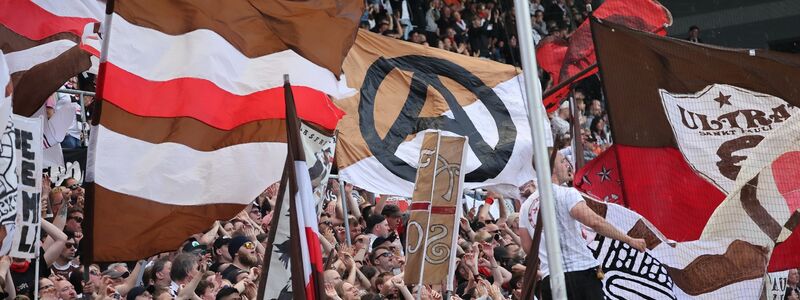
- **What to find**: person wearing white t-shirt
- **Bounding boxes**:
[518,151,646,300]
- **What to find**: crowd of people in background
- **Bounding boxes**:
[22,1,791,300]
[16,1,618,299]
[361,0,613,165]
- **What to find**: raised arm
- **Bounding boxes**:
[570,201,646,252]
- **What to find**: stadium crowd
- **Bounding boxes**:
[18,1,800,300]
[11,1,620,299]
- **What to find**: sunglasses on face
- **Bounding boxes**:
[65,242,76,249]
[69,216,83,223]
[117,271,130,279]
[243,242,256,250]
[68,184,81,190]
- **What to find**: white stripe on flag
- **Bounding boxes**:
[107,15,355,100]
[5,40,77,73]
[93,125,287,206]
[31,0,104,19]
[294,160,314,284]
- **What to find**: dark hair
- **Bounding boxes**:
[63,229,76,241]
[170,253,198,282]
[141,265,153,286]
[60,177,78,187]
[195,280,212,297]
[361,293,386,300]
[151,257,170,278]
[215,287,240,300]
[373,272,394,290]
[68,207,83,216]
[69,269,84,294]
[590,116,605,136]
[370,247,392,263]
[360,265,378,281]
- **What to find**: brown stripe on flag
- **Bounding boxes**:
[91,184,244,262]
[784,209,800,231]
[101,102,287,151]
[13,45,91,116]
[591,19,800,147]
[0,25,79,54]
[113,0,363,76]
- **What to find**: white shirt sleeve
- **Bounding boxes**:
[563,187,585,211]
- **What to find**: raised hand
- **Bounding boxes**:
[487,283,503,300]
[322,227,336,244]
[391,276,405,288]
[480,242,495,259]
[627,237,647,252]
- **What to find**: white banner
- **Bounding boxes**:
[10,115,43,259]
[766,270,789,300]
[659,84,798,193]
[300,122,335,210]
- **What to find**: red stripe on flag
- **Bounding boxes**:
[99,63,344,131]
[430,206,456,214]
[80,43,100,57]
[305,282,316,300]
[305,227,324,273]
[0,0,95,40]
[410,202,431,211]
[305,226,322,300]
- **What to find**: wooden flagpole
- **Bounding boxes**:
[415,131,443,300]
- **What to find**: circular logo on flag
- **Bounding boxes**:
[359,55,516,182]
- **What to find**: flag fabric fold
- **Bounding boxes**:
[591,18,800,272]
[537,0,672,112]
[0,0,101,116]
[87,0,357,262]
[336,30,550,197]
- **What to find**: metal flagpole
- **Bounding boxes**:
[512,0,568,299]
[337,175,352,246]
[56,88,94,147]
[80,0,114,277]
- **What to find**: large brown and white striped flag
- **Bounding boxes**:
[86,0,361,262]
[0,0,102,116]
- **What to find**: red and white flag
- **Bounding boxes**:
[0,0,101,116]
[86,0,360,262]
[259,79,324,300]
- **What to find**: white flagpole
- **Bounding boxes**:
[445,136,468,295]
[415,131,442,300]
[339,177,352,245]
[512,0,568,299]
[97,0,114,65]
